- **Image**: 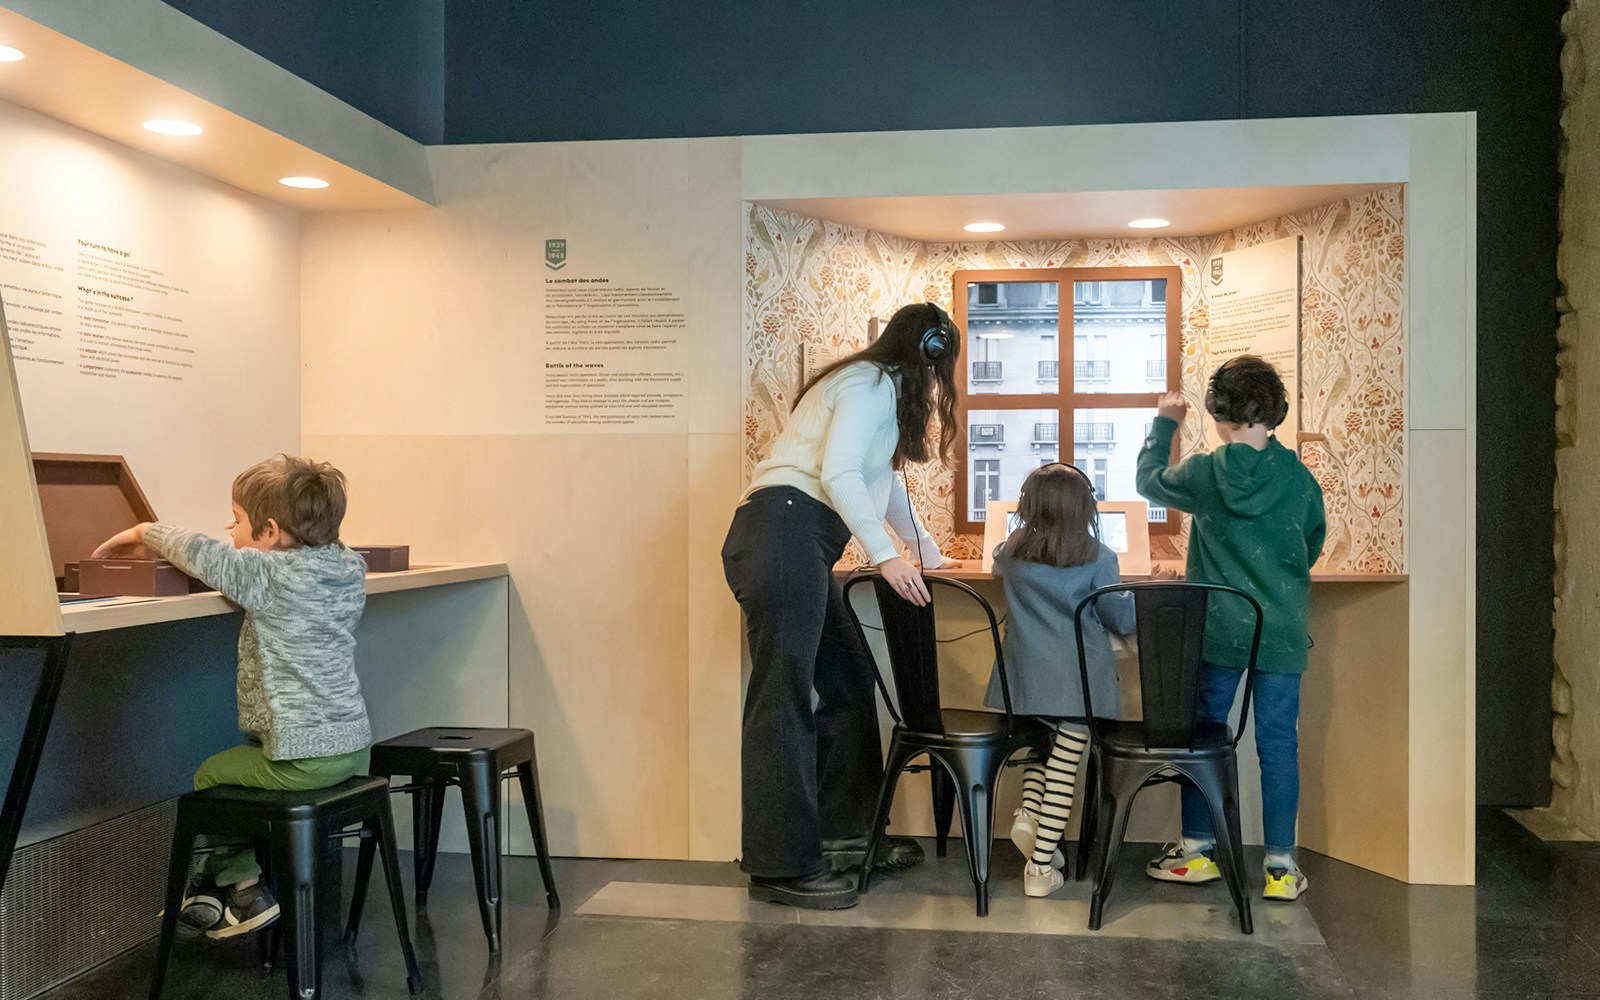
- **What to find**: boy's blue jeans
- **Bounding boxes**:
[1179,664,1302,857]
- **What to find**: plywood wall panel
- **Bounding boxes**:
[304,432,693,859]
[0,304,61,637]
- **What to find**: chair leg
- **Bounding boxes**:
[944,750,1005,918]
[270,820,321,1000]
[257,922,280,974]
[857,733,913,895]
[459,760,504,951]
[342,827,377,947]
[1088,762,1145,931]
[148,817,195,1000]
[1194,758,1253,935]
[412,778,447,903]
[929,765,955,860]
[258,852,280,973]
[1075,750,1099,882]
[317,836,344,960]
[515,756,561,910]
[374,806,425,994]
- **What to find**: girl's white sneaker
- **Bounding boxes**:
[1009,809,1065,868]
[1022,861,1065,897]
[1010,808,1038,859]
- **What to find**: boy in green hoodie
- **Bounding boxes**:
[1135,355,1325,902]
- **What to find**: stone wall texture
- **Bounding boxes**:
[1553,0,1600,833]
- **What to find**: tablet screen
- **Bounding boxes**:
[1100,511,1128,553]
[1005,509,1127,553]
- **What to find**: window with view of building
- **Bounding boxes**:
[952,267,1180,535]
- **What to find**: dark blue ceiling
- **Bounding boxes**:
[162,0,444,143]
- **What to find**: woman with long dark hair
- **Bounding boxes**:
[722,302,960,909]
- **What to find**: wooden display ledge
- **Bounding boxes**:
[835,562,1407,584]
[59,562,509,634]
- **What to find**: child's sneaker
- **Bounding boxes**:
[1145,842,1221,884]
[167,876,222,937]
[1022,861,1065,898]
[1009,809,1065,868]
[205,883,280,939]
[1263,865,1309,901]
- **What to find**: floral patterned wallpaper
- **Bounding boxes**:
[742,187,1406,573]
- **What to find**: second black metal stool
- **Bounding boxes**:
[357,727,559,952]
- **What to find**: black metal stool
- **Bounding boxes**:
[356,727,559,952]
[150,776,422,1000]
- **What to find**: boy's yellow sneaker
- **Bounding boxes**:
[1145,843,1221,884]
[1263,865,1308,901]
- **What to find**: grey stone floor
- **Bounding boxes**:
[37,808,1600,999]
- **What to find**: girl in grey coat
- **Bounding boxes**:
[982,463,1134,897]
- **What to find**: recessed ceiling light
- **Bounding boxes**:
[143,119,203,136]
[0,46,24,62]
[279,176,330,189]
[964,222,1005,233]
[1129,218,1170,229]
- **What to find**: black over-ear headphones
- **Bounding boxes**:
[918,302,953,365]
[1034,461,1096,492]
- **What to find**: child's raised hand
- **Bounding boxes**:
[92,523,152,560]
[1157,392,1189,423]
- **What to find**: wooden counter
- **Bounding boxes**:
[58,562,508,633]
[836,563,1408,585]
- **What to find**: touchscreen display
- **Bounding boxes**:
[1005,509,1128,552]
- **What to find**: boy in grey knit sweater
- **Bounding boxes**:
[93,455,371,939]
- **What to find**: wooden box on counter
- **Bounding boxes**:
[33,452,206,597]
[350,545,409,572]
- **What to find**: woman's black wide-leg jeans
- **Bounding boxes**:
[722,487,884,878]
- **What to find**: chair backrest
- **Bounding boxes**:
[1073,583,1262,749]
[0,633,72,898]
[842,573,1015,737]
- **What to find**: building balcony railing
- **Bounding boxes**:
[1037,360,1058,380]
[1075,422,1115,443]
[1075,359,1110,380]
[971,361,1004,382]
[1147,359,1167,381]
[1033,422,1059,445]
[970,424,1005,447]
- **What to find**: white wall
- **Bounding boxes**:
[301,137,746,860]
[0,98,299,531]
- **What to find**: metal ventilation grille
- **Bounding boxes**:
[0,800,175,1000]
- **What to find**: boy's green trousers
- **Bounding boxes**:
[193,744,370,885]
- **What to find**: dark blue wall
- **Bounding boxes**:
[162,0,445,144]
[158,0,1565,806]
[442,1,1246,142]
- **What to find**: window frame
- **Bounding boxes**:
[951,265,1183,537]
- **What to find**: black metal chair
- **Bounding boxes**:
[1071,582,1262,934]
[353,727,560,953]
[844,574,1055,917]
[0,633,71,899]
[150,776,422,999]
